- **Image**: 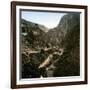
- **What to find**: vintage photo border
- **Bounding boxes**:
[11,1,88,89]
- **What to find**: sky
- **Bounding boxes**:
[21,11,66,29]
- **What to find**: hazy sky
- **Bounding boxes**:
[21,11,66,29]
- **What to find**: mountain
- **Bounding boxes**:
[53,13,80,76]
[21,19,49,33]
[38,24,49,33]
[45,13,80,48]
[21,19,48,50]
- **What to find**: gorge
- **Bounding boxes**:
[21,12,80,78]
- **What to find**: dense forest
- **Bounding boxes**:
[21,12,80,78]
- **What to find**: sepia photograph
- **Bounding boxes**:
[20,10,80,79]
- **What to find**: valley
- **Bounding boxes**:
[21,13,80,78]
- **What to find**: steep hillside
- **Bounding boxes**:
[21,19,48,49]
[53,13,80,76]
